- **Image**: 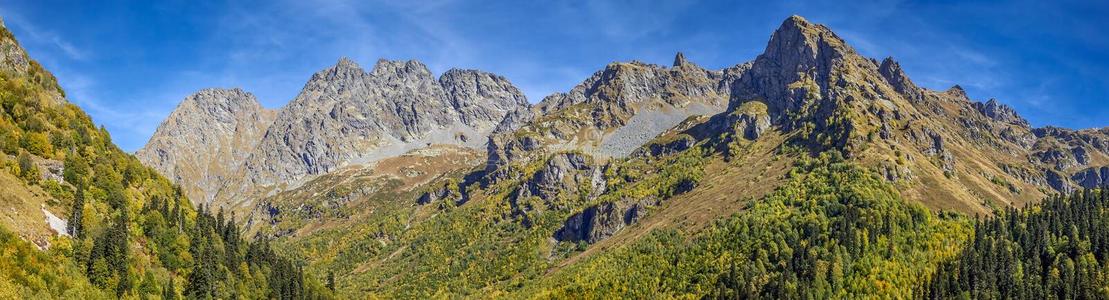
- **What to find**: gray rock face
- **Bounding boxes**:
[417,182,461,205]
[440,69,530,131]
[0,26,31,77]
[243,58,529,186]
[553,196,659,244]
[733,15,853,122]
[137,88,275,205]
[974,99,1028,127]
[140,57,529,209]
[642,135,697,157]
[728,101,772,140]
[1072,166,1109,189]
[878,57,923,102]
[718,62,753,97]
[486,53,733,174]
[1035,146,1084,171]
[0,19,64,103]
[726,14,899,154]
[504,152,609,227]
[1023,127,1109,192]
[1045,169,1074,194]
[535,58,727,119]
[513,153,604,204]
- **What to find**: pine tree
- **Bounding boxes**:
[67,187,85,238]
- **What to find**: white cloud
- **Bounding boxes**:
[0,12,89,61]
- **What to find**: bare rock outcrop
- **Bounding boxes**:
[242,58,529,187]
[137,88,275,205]
[486,52,734,176]
[553,196,659,244]
[974,99,1029,127]
[1072,166,1109,189]
[141,58,529,209]
[440,69,530,131]
[878,57,923,102]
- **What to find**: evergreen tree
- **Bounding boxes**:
[920,189,1109,298]
[67,187,85,238]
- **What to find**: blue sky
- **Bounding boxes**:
[1,0,1106,152]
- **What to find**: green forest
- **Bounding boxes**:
[524,153,972,298]
[920,189,1109,298]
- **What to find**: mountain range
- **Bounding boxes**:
[2,14,1108,298]
[142,15,1108,219]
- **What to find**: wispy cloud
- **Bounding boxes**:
[0,13,89,61]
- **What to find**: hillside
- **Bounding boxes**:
[135,15,1109,298]
[8,12,1107,298]
[0,17,331,299]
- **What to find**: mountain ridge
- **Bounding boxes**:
[139,16,1109,214]
[8,11,1109,299]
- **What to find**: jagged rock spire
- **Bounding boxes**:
[878,57,922,101]
[673,52,689,67]
[734,15,861,122]
[760,15,853,71]
[974,98,1029,126]
[336,56,358,68]
[945,85,969,101]
[312,57,367,82]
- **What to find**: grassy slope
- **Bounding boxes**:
[523,154,971,298]
[260,118,977,298]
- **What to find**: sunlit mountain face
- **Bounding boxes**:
[0,3,1107,298]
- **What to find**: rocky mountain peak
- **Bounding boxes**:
[137,88,276,205]
[944,85,969,101]
[761,15,852,71]
[229,57,530,194]
[335,56,358,68]
[184,88,265,113]
[878,56,922,101]
[673,52,689,67]
[732,15,871,127]
[313,57,367,82]
[371,58,435,81]
[974,98,1028,126]
[439,68,530,130]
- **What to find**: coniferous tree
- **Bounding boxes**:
[920,189,1109,298]
[67,187,85,238]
